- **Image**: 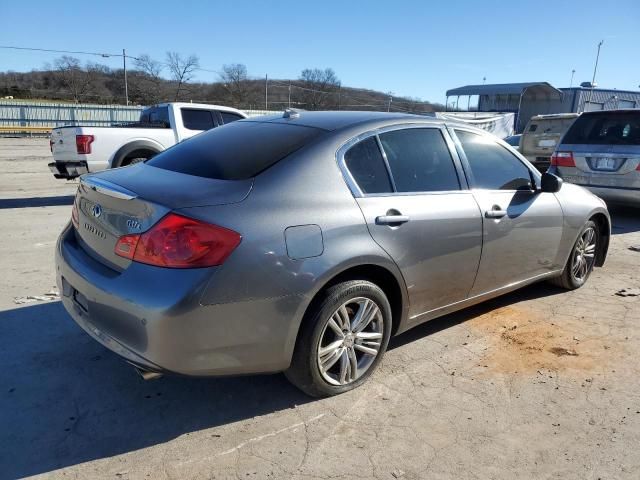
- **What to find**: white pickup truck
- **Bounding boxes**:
[48,102,247,179]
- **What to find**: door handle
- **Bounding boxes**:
[485,205,507,218]
[376,215,410,225]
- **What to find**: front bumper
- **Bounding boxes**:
[49,161,88,179]
[55,224,297,376]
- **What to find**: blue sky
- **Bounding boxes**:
[2,0,639,104]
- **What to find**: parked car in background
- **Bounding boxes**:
[48,102,247,179]
[56,111,610,397]
[504,134,522,151]
[521,113,579,171]
[550,109,640,206]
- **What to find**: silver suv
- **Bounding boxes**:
[549,109,640,205]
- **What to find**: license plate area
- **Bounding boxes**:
[590,156,622,171]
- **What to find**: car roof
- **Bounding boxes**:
[246,110,430,131]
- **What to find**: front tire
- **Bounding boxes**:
[549,220,599,290]
[285,280,392,397]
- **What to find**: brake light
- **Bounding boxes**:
[71,199,79,229]
[115,213,241,268]
[550,151,575,167]
[76,135,94,154]
[636,163,640,171]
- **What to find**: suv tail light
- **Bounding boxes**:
[76,135,94,154]
[550,151,575,167]
[115,213,241,268]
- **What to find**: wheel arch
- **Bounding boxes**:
[298,262,408,343]
[110,140,163,168]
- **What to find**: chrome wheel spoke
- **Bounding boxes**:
[319,345,342,373]
[347,347,358,380]
[355,331,383,341]
[327,317,345,338]
[338,348,350,384]
[352,299,379,333]
[354,343,379,356]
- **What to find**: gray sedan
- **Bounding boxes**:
[56,111,610,397]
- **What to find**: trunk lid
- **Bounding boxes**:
[74,164,253,270]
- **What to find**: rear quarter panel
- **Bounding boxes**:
[177,133,407,365]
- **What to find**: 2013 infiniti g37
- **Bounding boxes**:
[56,111,610,397]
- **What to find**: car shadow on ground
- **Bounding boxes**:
[0,282,565,478]
[0,195,74,209]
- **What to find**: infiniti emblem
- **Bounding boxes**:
[91,204,102,218]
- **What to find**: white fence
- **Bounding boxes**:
[0,100,280,134]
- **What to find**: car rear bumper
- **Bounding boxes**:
[55,224,298,376]
[574,185,640,206]
[49,160,88,179]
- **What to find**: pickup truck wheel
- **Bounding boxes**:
[120,149,157,167]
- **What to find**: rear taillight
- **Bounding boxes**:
[550,151,575,167]
[76,135,94,154]
[115,213,241,268]
[636,163,640,171]
[71,199,79,229]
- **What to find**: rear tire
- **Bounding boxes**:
[549,220,599,290]
[285,280,392,397]
[119,149,157,167]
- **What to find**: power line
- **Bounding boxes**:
[0,45,138,59]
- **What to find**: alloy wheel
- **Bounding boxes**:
[317,297,384,386]
[572,227,596,282]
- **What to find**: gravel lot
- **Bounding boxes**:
[1,137,639,480]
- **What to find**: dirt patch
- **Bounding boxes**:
[468,305,614,375]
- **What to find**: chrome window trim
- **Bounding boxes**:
[336,122,466,198]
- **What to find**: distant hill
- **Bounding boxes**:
[0,65,443,114]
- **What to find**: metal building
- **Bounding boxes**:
[445,82,640,133]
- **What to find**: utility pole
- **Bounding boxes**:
[265,74,268,110]
[123,48,129,106]
[288,82,291,109]
[569,69,576,89]
[387,93,393,112]
[586,40,604,109]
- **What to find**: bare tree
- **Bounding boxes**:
[165,52,199,101]
[54,56,98,103]
[299,68,341,110]
[219,63,250,107]
[132,54,165,103]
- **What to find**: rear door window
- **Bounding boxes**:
[344,137,393,194]
[181,109,216,131]
[148,121,325,180]
[563,112,640,145]
[456,130,532,191]
[140,106,170,128]
[220,111,244,124]
[379,128,460,192]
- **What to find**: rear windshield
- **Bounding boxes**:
[148,121,325,180]
[528,119,574,134]
[563,112,640,145]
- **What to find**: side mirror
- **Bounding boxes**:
[541,172,563,193]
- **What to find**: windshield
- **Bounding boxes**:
[563,112,640,145]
